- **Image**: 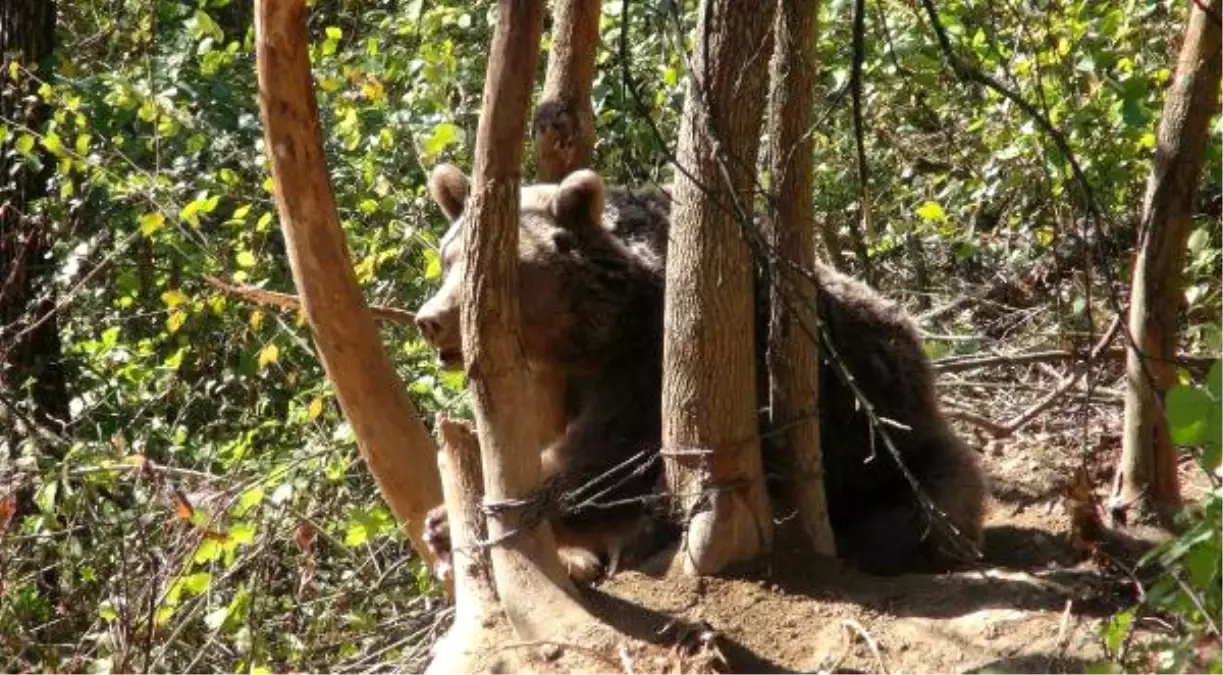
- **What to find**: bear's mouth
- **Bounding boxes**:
[437,348,463,371]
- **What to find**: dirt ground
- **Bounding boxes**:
[558,397,1213,674]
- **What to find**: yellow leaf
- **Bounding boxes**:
[161,289,188,308]
[307,397,324,421]
[139,213,166,237]
[249,309,264,331]
[236,250,257,268]
[258,343,280,369]
[166,310,186,334]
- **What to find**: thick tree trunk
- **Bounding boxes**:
[253,0,443,570]
[1114,0,1221,524]
[766,0,836,557]
[662,0,775,575]
[534,0,600,184]
[0,0,70,450]
[0,1,68,646]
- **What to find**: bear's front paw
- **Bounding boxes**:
[424,505,453,583]
[558,545,607,585]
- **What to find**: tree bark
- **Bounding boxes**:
[0,0,70,451]
[765,0,836,557]
[426,417,520,675]
[459,0,599,639]
[534,0,600,184]
[1114,0,1221,524]
[0,0,68,643]
[662,0,775,575]
[253,0,443,570]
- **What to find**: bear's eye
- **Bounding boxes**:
[553,230,576,254]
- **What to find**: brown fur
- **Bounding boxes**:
[415,165,986,581]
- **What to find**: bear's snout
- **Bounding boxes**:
[415,294,463,370]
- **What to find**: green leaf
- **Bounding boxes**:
[182,572,212,596]
[1178,540,1218,586]
[229,522,256,546]
[234,487,265,517]
[1207,361,1221,400]
[1104,609,1134,654]
[422,123,463,160]
[180,200,203,227]
[41,131,63,156]
[423,248,442,281]
[345,520,369,547]
[98,601,118,622]
[139,213,166,237]
[194,539,223,564]
[15,134,36,156]
[915,201,945,222]
[1167,385,1213,446]
[163,347,187,370]
[325,26,343,40]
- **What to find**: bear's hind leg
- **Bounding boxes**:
[838,430,986,575]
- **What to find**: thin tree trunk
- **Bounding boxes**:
[1114,0,1221,524]
[534,0,600,183]
[662,0,775,575]
[0,0,69,449]
[426,417,518,675]
[766,0,836,557]
[253,0,443,570]
[532,0,602,459]
[458,0,599,639]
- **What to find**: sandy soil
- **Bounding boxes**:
[558,402,1212,674]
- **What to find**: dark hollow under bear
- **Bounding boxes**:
[414,164,987,580]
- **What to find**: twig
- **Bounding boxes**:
[203,275,416,327]
[848,0,876,283]
[841,619,889,674]
[942,405,1010,437]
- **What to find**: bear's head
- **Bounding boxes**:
[414,163,614,372]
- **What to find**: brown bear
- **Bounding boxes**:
[414,164,986,581]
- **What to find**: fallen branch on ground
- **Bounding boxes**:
[941,316,1122,438]
[203,275,417,327]
[933,346,1216,373]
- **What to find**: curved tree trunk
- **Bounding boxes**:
[662,0,775,575]
[1113,0,1221,525]
[253,0,443,570]
[766,0,836,557]
[534,0,600,184]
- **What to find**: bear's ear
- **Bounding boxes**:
[551,169,605,232]
[428,164,470,221]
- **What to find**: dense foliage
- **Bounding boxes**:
[1,0,1218,672]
